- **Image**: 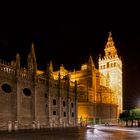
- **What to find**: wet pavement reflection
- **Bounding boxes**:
[0,126,140,140]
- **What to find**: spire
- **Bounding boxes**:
[16,53,20,62]
[49,61,53,73]
[108,32,113,41]
[27,42,37,73]
[99,54,101,61]
[27,53,33,70]
[88,54,94,65]
[16,53,20,69]
[87,54,95,70]
[46,61,54,79]
[46,63,50,79]
[105,31,114,48]
[104,32,117,57]
[15,53,20,76]
[31,42,37,66]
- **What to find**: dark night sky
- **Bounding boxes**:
[0,3,140,109]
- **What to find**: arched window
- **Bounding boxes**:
[72,112,74,117]
[107,62,109,68]
[71,103,74,108]
[53,99,56,105]
[53,111,56,115]
[63,101,66,107]
[64,112,66,117]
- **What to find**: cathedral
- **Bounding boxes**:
[53,32,122,124]
[0,32,122,131]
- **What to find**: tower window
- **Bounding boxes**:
[72,112,74,117]
[53,111,56,115]
[53,99,56,105]
[108,52,111,55]
[107,62,109,68]
[63,101,66,107]
[64,112,66,117]
[71,103,74,108]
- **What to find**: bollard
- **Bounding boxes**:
[37,121,40,129]
[14,121,18,131]
[32,121,36,130]
[8,121,12,132]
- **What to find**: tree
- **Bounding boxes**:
[119,108,140,127]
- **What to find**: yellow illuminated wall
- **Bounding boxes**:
[52,32,123,122]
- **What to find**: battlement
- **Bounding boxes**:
[0,59,16,75]
[0,60,31,79]
[99,55,119,62]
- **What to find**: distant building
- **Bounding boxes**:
[0,44,77,130]
[53,32,122,124]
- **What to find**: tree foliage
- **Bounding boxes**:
[119,108,140,126]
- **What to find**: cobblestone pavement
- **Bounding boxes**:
[0,126,140,140]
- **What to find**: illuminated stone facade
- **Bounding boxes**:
[53,32,122,123]
[0,44,77,130]
[0,32,122,131]
[99,32,122,119]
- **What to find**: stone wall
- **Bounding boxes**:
[0,63,77,131]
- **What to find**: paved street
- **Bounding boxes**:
[0,125,140,140]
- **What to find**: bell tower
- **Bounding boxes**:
[99,32,123,117]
